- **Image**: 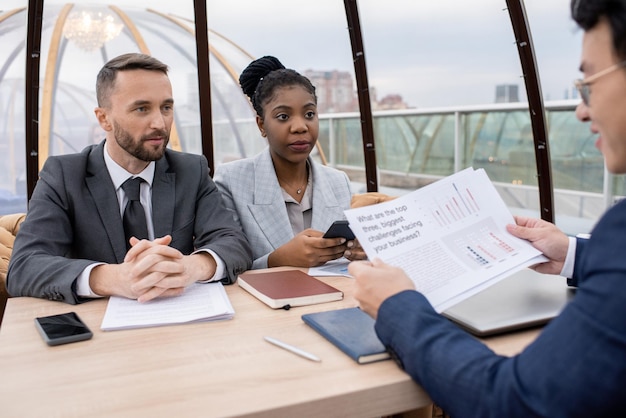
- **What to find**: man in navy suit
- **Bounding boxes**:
[350,0,626,416]
[7,53,252,304]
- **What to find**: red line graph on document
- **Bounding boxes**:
[426,181,480,227]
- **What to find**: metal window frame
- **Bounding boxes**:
[24,0,552,222]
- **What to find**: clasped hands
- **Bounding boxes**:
[91,235,216,302]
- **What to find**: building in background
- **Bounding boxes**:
[495,84,520,103]
[375,93,409,110]
[304,69,357,113]
[304,69,409,112]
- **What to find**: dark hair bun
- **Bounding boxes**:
[239,56,286,99]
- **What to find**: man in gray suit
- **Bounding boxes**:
[7,53,252,304]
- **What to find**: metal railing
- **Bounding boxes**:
[312,100,620,234]
[3,98,622,235]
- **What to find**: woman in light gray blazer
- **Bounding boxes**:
[214,56,366,269]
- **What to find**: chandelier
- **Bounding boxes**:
[62,10,123,52]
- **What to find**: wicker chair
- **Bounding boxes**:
[0,213,26,326]
[350,191,397,208]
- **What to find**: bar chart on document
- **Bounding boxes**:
[416,168,525,272]
[428,181,480,227]
[440,218,519,271]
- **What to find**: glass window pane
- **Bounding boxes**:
[0,0,608,236]
[0,0,28,214]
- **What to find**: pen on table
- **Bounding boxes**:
[263,336,322,362]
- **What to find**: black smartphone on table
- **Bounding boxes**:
[34,312,93,346]
[323,220,356,240]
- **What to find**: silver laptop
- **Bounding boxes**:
[441,269,576,337]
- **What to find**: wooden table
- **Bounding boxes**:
[0,269,540,417]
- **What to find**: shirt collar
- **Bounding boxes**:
[103,141,155,189]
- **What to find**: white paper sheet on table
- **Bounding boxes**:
[309,258,352,278]
[101,282,234,331]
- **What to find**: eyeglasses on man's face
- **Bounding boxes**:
[574,61,626,106]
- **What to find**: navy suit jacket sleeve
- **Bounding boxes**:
[374,201,626,418]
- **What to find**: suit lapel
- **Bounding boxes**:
[85,143,127,263]
[151,156,175,239]
[310,161,344,230]
[248,151,293,249]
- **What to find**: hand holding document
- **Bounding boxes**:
[101,282,235,330]
[344,168,547,312]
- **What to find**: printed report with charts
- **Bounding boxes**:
[343,167,547,312]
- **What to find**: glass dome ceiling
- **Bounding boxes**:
[0,2,258,200]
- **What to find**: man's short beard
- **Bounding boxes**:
[113,121,169,162]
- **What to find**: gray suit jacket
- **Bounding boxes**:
[7,142,252,304]
[214,148,352,269]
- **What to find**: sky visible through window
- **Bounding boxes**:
[2,0,582,108]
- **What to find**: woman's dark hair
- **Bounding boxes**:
[239,55,317,118]
[572,0,626,59]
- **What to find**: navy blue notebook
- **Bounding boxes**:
[302,307,390,364]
